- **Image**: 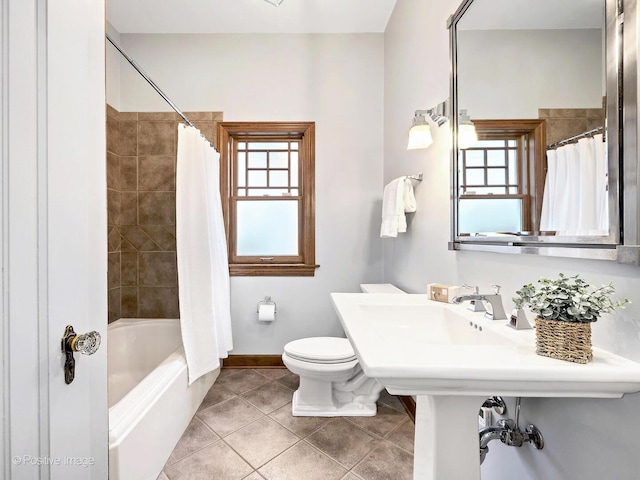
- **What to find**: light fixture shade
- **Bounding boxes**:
[407,124,433,149]
[407,112,433,150]
[458,124,478,149]
[458,110,478,149]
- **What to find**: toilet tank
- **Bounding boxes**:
[359,283,406,294]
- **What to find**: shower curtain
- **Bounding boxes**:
[539,133,608,236]
[176,124,233,384]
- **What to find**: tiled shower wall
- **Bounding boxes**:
[106,105,223,322]
[539,106,605,146]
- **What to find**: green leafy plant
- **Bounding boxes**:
[513,273,629,323]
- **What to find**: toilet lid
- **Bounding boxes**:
[284,337,357,364]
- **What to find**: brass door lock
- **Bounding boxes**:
[61,325,101,384]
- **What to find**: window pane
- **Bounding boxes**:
[487,150,506,166]
[248,142,288,150]
[248,170,267,187]
[236,200,299,256]
[291,152,299,187]
[247,188,290,196]
[270,170,289,187]
[465,169,484,185]
[487,168,506,185]
[458,198,522,233]
[290,142,299,150]
[248,151,267,168]
[464,150,484,166]
[237,152,246,187]
[507,139,517,147]
[477,140,506,148]
[270,151,288,168]
[469,186,507,194]
[237,142,246,149]
[508,153,518,184]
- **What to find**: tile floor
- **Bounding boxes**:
[158,367,415,480]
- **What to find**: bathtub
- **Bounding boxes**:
[108,318,218,480]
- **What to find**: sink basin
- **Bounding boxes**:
[331,293,640,398]
[330,293,640,480]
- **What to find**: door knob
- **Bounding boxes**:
[61,325,101,384]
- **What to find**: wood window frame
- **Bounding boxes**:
[217,122,318,276]
[465,119,546,233]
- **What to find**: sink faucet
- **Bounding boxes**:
[451,284,508,320]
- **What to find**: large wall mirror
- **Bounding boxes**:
[448,0,639,262]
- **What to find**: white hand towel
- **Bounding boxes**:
[381,178,415,238]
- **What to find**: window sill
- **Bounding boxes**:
[229,264,320,277]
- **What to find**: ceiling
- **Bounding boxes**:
[107,0,398,34]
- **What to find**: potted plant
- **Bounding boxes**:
[513,273,629,364]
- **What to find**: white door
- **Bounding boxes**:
[2,1,108,479]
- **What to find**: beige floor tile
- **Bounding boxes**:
[157,472,169,480]
[164,441,253,480]
[276,372,300,390]
[385,419,415,454]
[241,381,294,414]
[306,418,380,469]
[341,474,363,480]
[377,390,406,412]
[254,368,289,380]
[351,442,413,480]
[198,396,263,437]
[346,405,408,438]
[225,417,299,468]
[258,442,346,480]
[166,416,218,465]
[197,383,237,412]
[269,403,330,438]
[242,473,265,480]
[216,369,271,394]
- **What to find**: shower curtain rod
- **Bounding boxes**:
[106,34,196,128]
[547,126,604,150]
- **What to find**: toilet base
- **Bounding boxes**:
[291,390,378,417]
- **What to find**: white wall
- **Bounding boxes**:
[458,29,603,118]
[114,33,385,353]
[106,22,121,110]
[385,1,640,479]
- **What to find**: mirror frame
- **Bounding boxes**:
[448,0,640,263]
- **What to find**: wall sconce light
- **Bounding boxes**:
[458,109,478,149]
[407,111,433,149]
[407,100,449,150]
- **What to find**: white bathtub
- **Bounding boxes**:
[108,318,218,480]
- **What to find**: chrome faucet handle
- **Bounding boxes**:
[463,284,480,294]
[491,284,501,294]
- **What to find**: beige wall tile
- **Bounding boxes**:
[139,252,177,287]
[139,156,175,191]
[139,121,176,156]
[139,192,175,225]
[138,287,179,318]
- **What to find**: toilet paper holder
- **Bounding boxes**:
[257,296,277,314]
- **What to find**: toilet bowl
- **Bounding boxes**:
[282,283,405,417]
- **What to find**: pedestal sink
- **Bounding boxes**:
[330,293,640,480]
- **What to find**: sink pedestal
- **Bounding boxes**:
[413,395,485,480]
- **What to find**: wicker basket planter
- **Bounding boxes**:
[535,317,593,364]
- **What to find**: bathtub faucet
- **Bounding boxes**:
[451,284,507,320]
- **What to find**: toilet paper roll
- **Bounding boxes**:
[258,304,276,322]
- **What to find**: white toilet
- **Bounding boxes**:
[282,283,405,417]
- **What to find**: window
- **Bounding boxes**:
[217,122,317,276]
[457,119,545,235]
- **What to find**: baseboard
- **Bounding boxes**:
[398,395,416,423]
[222,354,285,368]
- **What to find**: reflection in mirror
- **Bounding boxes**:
[450,0,621,252]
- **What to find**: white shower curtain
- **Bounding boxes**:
[176,124,233,384]
[539,134,608,236]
